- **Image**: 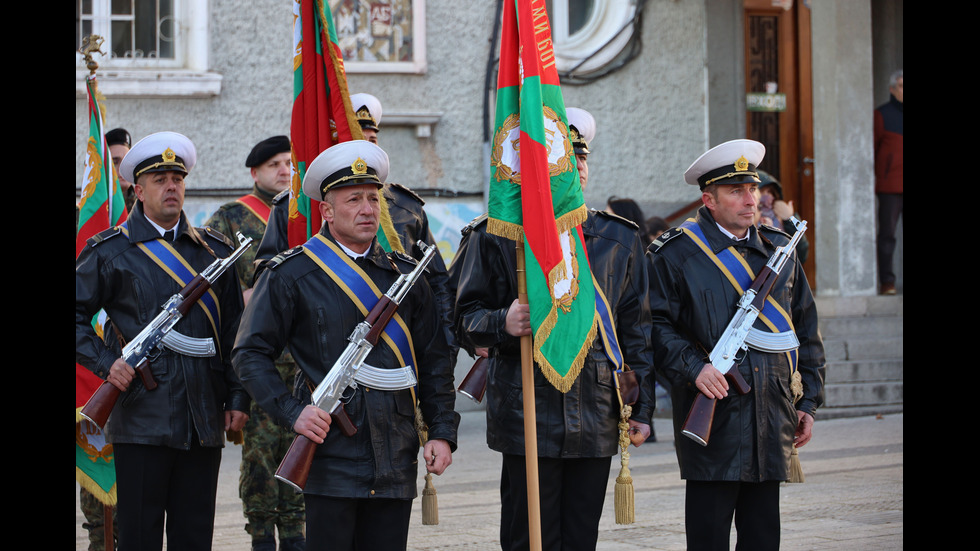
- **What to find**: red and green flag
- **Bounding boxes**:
[487,0,597,392]
[287,0,401,252]
[76,74,123,505]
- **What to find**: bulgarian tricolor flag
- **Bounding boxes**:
[76,73,123,505]
[487,0,597,392]
[287,0,401,251]
[76,75,127,256]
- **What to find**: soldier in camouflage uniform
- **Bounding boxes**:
[205,136,306,551]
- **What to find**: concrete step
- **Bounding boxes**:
[823,336,903,362]
[814,295,903,414]
[825,358,903,383]
[824,380,903,408]
[817,403,904,419]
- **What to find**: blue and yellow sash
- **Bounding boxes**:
[679,219,798,371]
[592,276,624,370]
[119,223,222,340]
[302,234,418,393]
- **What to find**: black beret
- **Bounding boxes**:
[245,135,291,167]
[105,128,132,148]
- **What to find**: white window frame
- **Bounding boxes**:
[75,0,221,98]
[549,0,638,75]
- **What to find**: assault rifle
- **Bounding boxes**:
[681,217,808,446]
[79,232,253,430]
[275,241,440,492]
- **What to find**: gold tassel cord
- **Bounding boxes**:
[415,405,439,525]
[422,473,439,525]
[614,404,635,525]
[787,370,805,483]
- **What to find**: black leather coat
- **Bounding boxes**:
[452,210,654,458]
[253,184,455,354]
[232,225,459,499]
[75,203,248,449]
[647,207,825,481]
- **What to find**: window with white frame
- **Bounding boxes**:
[546,0,642,81]
[75,0,221,97]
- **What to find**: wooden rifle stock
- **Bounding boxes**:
[681,367,752,447]
[457,356,488,403]
[276,403,357,492]
[79,359,158,429]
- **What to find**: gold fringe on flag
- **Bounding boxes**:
[614,404,634,524]
[415,405,439,525]
[788,370,805,483]
[378,192,405,254]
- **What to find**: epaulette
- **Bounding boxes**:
[268,246,304,270]
[390,250,419,266]
[386,182,425,205]
[272,188,290,205]
[758,223,791,239]
[86,226,122,247]
[593,209,639,230]
[461,213,489,236]
[649,226,684,253]
[202,226,235,248]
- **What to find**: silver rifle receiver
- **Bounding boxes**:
[308,241,438,414]
[708,217,807,376]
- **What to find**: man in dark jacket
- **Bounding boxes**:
[647,139,825,551]
[232,140,459,550]
[251,93,454,352]
[76,131,249,551]
[452,108,655,550]
[874,69,903,295]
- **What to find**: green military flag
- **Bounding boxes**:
[487,0,596,392]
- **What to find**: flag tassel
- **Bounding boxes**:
[422,473,439,525]
[788,370,805,483]
[615,405,635,524]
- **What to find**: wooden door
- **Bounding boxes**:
[744,0,815,285]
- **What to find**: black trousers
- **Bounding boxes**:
[113,442,222,551]
[876,193,903,286]
[685,480,781,551]
[304,494,412,551]
[499,454,612,551]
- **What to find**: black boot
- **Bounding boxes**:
[251,536,276,551]
[279,535,306,551]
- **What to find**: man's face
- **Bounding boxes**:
[890,77,903,103]
[576,153,589,190]
[703,182,759,238]
[135,170,185,227]
[109,144,132,191]
[320,183,381,253]
[251,151,292,195]
[362,128,378,144]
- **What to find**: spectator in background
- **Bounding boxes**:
[606,196,650,246]
[756,170,809,264]
[646,216,670,243]
[874,69,903,295]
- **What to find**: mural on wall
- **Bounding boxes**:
[330,0,423,71]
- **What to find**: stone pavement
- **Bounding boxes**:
[76,410,902,550]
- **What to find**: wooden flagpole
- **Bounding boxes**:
[516,242,542,551]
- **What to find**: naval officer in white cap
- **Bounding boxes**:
[566,106,596,190]
[77,131,249,550]
[647,139,825,551]
[233,140,459,551]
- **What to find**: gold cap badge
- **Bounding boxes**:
[734,155,749,172]
[351,157,368,175]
